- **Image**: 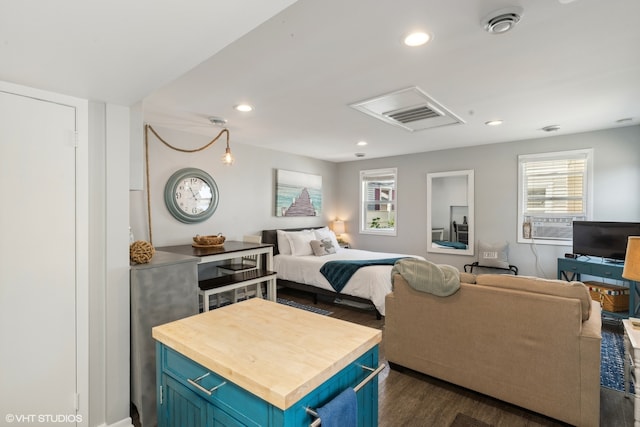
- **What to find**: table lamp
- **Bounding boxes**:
[623,236,640,282]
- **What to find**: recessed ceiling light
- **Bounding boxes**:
[616,117,633,124]
[356,141,368,146]
[234,104,253,112]
[541,125,561,132]
[403,32,431,47]
[355,153,366,158]
[485,120,503,126]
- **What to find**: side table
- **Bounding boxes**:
[622,319,640,426]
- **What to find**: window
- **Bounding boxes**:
[517,149,593,244]
[360,168,397,235]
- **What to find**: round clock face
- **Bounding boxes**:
[164,168,219,223]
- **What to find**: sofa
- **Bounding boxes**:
[385,271,601,427]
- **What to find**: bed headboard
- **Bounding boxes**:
[262,226,326,256]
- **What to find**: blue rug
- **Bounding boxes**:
[277,298,332,316]
[601,328,633,393]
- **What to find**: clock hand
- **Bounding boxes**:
[188,187,199,199]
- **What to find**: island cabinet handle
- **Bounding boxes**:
[187,372,227,396]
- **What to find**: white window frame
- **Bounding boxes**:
[360,168,397,236]
[517,149,593,245]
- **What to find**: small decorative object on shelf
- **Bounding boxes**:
[192,233,226,248]
[130,241,155,264]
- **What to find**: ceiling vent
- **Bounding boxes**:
[349,87,464,132]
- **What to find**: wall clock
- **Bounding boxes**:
[164,168,219,224]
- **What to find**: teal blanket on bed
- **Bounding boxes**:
[320,258,406,293]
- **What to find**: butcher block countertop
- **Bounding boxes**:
[152,298,381,410]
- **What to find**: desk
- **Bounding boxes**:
[623,319,640,426]
[557,256,638,317]
[157,241,277,308]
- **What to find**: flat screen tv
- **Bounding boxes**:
[572,221,640,262]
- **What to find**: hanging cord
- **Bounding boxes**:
[147,124,229,153]
[143,124,231,244]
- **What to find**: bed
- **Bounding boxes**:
[262,226,424,318]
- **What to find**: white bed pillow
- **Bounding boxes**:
[285,229,315,256]
[276,230,292,255]
[314,226,341,251]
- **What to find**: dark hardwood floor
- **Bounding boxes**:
[278,287,634,427]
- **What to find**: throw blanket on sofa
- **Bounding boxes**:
[320,258,406,293]
[391,258,460,296]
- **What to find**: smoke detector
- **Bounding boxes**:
[482,7,523,34]
[208,116,227,126]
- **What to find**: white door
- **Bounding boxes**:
[0,90,78,419]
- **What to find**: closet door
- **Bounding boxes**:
[0,90,78,418]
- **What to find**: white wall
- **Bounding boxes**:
[88,102,132,427]
[130,125,340,247]
[336,125,640,278]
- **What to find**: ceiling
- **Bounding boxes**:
[3,1,639,163]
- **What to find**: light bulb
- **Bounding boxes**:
[222,147,234,165]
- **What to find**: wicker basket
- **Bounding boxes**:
[585,281,629,313]
[193,234,226,247]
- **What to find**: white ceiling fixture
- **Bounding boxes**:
[235,104,254,112]
[403,31,431,47]
[209,116,227,126]
[542,125,561,132]
[485,120,503,126]
[482,7,523,34]
[349,87,464,132]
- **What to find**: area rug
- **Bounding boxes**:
[277,298,332,316]
[601,328,633,393]
[450,413,492,427]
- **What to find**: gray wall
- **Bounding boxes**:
[130,125,339,247]
[336,125,640,278]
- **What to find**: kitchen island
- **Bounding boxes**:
[152,298,382,426]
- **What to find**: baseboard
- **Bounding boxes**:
[96,417,133,427]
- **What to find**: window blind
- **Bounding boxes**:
[521,154,588,216]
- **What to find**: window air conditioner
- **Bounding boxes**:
[530,216,583,240]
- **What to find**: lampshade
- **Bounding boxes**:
[332,220,345,235]
[623,236,640,281]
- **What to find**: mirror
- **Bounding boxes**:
[427,170,474,255]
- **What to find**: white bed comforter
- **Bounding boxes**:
[274,249,424,316]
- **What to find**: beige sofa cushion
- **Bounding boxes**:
[475,274,592,320]
[460,272,476,284]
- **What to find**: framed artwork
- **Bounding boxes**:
[275,169,322,216]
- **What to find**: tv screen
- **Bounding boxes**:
[572,221,640,261]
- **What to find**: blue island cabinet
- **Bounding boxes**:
[153,299,382,427]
